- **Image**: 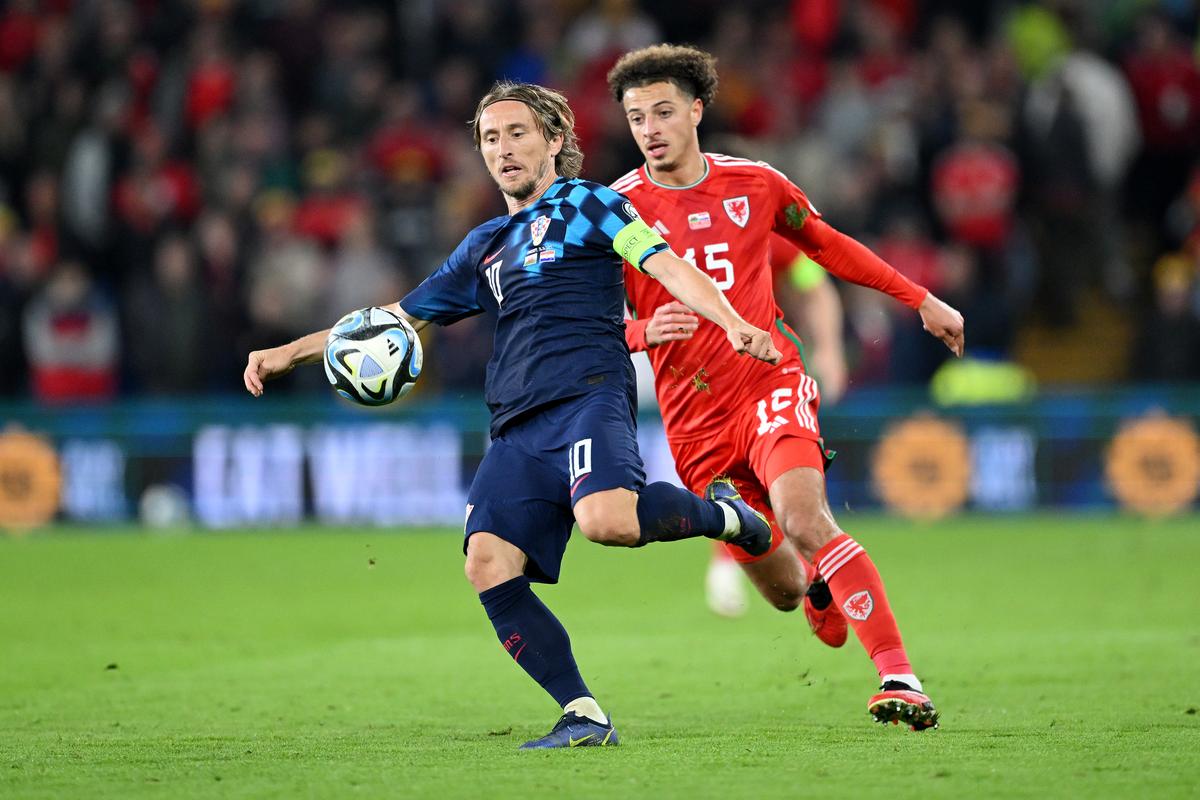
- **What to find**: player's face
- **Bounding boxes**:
[479,100,562,203]
[622,82,703,175]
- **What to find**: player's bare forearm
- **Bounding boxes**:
[642,250,740,330]
[642,250,781,364]
[243,329,327,397]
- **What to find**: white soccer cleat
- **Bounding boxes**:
[705,555,748,618]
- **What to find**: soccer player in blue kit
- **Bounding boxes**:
[243,82,783,749]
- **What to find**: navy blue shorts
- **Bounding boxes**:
[464,386,646,583]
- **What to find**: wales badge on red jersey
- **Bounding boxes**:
[723,196,750,228]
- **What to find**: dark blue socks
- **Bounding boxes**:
[479,576,591,707]
[635,481,726,545]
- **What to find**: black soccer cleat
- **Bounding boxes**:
[704,477,772,557]
[519,711,619,749]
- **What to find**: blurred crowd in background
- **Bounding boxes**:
[1,0,1199,404]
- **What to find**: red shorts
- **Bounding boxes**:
[670,369,828,564]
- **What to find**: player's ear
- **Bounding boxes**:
[691,98,703,126]
[548,133,563,159]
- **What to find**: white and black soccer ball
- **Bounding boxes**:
[323,306,423,406]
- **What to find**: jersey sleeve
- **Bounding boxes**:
[576,183,670,272]
[622,260,650,352]
[624,317,649,352]
[769,171,927,309]
[768,171,824,237]
[398,233,485,325]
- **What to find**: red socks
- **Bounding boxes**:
[813,533,913,679]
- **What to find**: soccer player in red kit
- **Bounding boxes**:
[608,45,964,730]
[703,238,847,618]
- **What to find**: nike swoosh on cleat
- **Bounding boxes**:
[568,734,595,747]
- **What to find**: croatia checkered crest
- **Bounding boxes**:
[323,306,423,406]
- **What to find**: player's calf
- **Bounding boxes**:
[632,481,735,546]
[740,543,806,612]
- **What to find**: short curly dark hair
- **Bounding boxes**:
[606,44,718,107]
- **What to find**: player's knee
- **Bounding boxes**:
[463,554,495,592]
[777,505,839,556]
[752,572,804,612]
[463,545,520,592]
[575,507,639,547]
[578,519,639,546]
[769,585,803,612]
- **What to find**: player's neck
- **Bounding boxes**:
[646,151,707,188]
[505,170,560,215]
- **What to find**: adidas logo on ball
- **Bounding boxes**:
[323,306,423,406]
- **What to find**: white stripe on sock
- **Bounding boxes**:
[817,538,859,572]
[819,538,864,579]
[821,546,864,579]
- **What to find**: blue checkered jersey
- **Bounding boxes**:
[401,177,670,436]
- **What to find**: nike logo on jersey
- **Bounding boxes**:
[484,247,505,264]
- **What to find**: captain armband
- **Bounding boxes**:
[612,218,667,273]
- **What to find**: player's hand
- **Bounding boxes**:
[645,301,700,347]
[918,293,965,357]
[243,345,296,397]
[726,323,782,365]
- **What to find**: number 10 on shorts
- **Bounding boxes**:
[569,439,593,486]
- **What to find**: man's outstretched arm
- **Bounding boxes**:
[243,304,430,397]
[783,214,965,357]
[641,250,781,364]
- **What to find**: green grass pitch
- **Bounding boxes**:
[2,515,1198,799]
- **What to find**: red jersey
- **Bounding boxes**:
[617,153,927,443]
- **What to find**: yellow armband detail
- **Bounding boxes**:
[613,219,667,272]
